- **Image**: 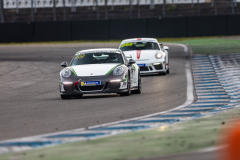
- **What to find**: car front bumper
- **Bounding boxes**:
[60,79,128,95]
[137,61,166,74]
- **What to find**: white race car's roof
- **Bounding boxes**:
[75,48,121,55]
[121,38,158,43]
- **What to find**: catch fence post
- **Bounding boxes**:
[31,0,34,22]
[105,0,108,19]
[96,0,99,20]
[129,0,132,18]
[63,0,66,20]
[163,0,165,17]
[53,0,56,21]
[0,0,3,23]
[231,0,235,15]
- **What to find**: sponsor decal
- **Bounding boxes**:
[137,64,146,67]
[74,54,85,59]
[137,38,141,40]
[70,67,77,76]
[120,42,133,48]
[74,79,81,86]
[81,81,101,86]
[137,50,141,59]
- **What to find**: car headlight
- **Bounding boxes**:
[61,68,71,78]
[155,52,163,59]
[113,66,124,76]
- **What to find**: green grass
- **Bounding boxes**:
[1,106,240,160]
[175,38,240,55]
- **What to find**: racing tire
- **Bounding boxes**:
[167,60,170,74]
[159,64,167,75]
[159,71,166,75]
[75,94,83,98]
[120,74,131,96]
[167,68,170,74]
[132,72,141,94]
[61,95,71,99]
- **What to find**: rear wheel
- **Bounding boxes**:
[167,60,170,74]
[167,68,170,74]
[120,74,131,96]
[61,95,71,99]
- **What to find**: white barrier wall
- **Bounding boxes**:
[2,0,210,9]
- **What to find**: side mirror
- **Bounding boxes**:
[125,55,132,59]
[128,59,136,65]
[61,62,68,67]
[159,43,162,46]
[163,46,169,50]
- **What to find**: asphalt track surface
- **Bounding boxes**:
[0,43,187,141]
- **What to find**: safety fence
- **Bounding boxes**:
[0,0,240,22]
[0,14,239,43]
[3,0,207,9]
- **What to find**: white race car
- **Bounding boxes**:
[59,48,141,99]
[119,38,169,75]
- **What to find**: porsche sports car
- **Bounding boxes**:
[119,38,169,75]
[59,48,141,99]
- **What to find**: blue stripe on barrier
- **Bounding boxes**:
[195,82,220,84]
[186,105,222,108]
[0,141,62,147]
[194,79,219,81]
[173,109,214,112]
[46,133,108,138]
[127,119,179,124]
[198,97,230,100]
[156,113,201,117]
[195,85,222,87]
[195,88,224,90]
[93,126,149,130]
[194,101,229,104]
[196,94,228,96]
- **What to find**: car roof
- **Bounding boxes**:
[121,38,158,43]
[76,48,121,54]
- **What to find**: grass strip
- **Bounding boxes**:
[175,38,240,55]
[0,35,236,46]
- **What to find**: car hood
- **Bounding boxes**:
[70,63,121,76]
[124,50,158,60]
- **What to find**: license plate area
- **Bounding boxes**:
[81,81,101,86]
[137,63,146,67]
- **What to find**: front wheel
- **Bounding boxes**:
[61,95,71,99]
[132,72,141,94]
[120,75,131,96]
[159,63,167,75]
[166,60,170,74]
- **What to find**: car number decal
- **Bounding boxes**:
[137,50,141,59]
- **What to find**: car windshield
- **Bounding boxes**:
[70,52,124,66]
[120,41,160,51]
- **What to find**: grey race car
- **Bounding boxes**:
[59,48,141,99]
